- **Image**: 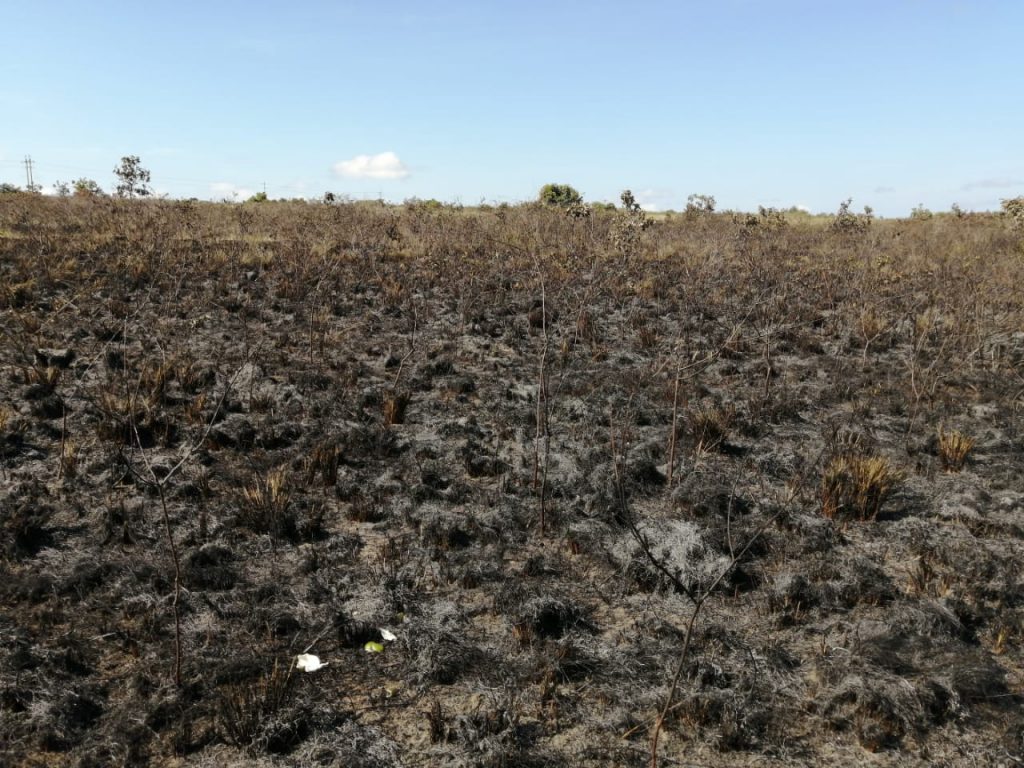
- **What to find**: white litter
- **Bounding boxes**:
[380,629,397,642]
[295,653,327,672]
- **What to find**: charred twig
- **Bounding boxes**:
[122,356,248,686]
[637,439,827,768]
[532,275,551,535]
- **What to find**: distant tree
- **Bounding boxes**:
[538,183,583,207]
[73,178,104,197]
[246,191,269,203]
[685,193,716,215]
[113,155,152,199]
[1002,197,1024,229]
[910,204,933,220]
[53,180,71,197]
[611,190,651,259]
[0,182,20,194]
[830,198,873,234]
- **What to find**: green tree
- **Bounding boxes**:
[538,183,583,207]
[113,155,152,199]
[246,191,269,203]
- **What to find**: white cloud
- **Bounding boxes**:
[634,188,675,212]
[333,151,410,180]
[210,182,254,201]
[961,177,1022,192]
[873,186,896,194]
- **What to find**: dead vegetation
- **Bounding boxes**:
[1,194,1023,766]
[820,454,905,522]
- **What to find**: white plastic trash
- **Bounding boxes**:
[295,653,327,672]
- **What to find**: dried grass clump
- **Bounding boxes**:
[688,403,735,454]
[382,391,410,425]
[823,672,923,752]
[821,455,904,522]
[634,321,659,351]
[218,659,295,751]
[24,364,62,390]
[95,392,178,447]
[937,427,974,472]
[138,359,176,402]
[239,467,295,538]
[0,278,35,309]
[304,440,341,486]
[59,438,80,479]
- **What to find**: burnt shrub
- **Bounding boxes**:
[184,544,238,590]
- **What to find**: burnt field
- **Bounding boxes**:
[1,195,1023,767]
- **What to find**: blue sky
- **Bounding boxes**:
[1,0,1022,215]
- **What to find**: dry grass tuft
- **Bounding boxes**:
[304,441,341,486]
[937,427,975,472]
[218,659,295,750]
[688,403,735,454]
[0,279,35,309]
[139,359,175,401]
[24,365,62,390]
[240,467,294,538]
[821,454,904,522]
[382,391,410,425]
[59,439,80,478]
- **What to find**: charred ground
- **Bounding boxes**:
[1,196,1023,766]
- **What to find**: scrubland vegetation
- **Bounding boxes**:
[1,192,1023,766]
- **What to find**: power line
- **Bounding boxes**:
[29,160,213,187]
[4,156,319,200]
[28,159,287,194]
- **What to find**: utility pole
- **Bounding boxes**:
[23,156,35,190]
